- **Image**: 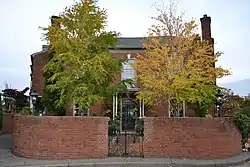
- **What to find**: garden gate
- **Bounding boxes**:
[108,98,144,157]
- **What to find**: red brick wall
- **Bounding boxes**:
[12,115,109,160]
[31,51,49,96]
[143,117,242,158]
[90,102,106,116]
[2,112,13,134]
[151,102,169,117]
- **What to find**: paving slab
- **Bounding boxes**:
[1,134,250,167]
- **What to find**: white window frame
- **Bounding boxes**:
[168,100,186,117]
[73,104,89,116]
[121,55,137,88]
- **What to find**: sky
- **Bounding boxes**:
[0,0,249,92]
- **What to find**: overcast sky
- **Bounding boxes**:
[0,0,249,91]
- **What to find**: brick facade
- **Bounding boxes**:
[2,112,14,134]
[30,51,49,96]
[12,115,109,160]
[143,117,242,158]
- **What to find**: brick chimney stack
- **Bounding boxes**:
[200,14,216,85]
[200,14,214,44]
[51,15,61,27]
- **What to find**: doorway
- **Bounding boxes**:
[108,91,144,157]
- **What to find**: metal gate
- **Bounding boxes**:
[108,98,144,157]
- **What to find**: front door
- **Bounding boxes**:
[122,98,137,131]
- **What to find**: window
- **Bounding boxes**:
[169,99,185,117]
[122,59,136,80]
[73,104,89,116]
[121,59,136,88]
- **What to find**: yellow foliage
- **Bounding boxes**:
[133,4,230,106]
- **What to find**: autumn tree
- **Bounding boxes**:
[41,0,128,112]
[133,0,230,116]
[219,89,244,116]
[239,98,250,117]
[42,50,66,116]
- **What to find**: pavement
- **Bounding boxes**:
[1,134,250,167]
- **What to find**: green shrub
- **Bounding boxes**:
[240,99,250,117]
[108,116,120,135]
[21,107,33,115]
[188,101,213,117]
[135,118,144,136]
[234,111,250,145]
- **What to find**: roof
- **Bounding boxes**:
[114,37,147,49]
[114,36,170,49]
[32,36,172,57]
[41,37,148,51]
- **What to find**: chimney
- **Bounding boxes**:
[200,14,214,44]
[42,45,49,51]
[51,15,61,27]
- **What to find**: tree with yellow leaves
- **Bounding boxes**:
[133,0,230,116]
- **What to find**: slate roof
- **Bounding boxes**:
[114,37,147,49]
[41,37,147,51]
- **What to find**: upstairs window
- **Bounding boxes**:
[121,59,136,80]
[121,59,136,88]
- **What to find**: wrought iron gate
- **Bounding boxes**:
[108,98,144,157]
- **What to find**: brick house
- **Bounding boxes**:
[30,14,214,120]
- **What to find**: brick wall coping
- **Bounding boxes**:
[2,112,14,114]
[13,115,109,119]
[143,117,234,120]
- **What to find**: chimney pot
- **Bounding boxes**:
[51,15,60,19]
[51,15,61,27]
[42,45,49,51]
[200,14,211,23]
